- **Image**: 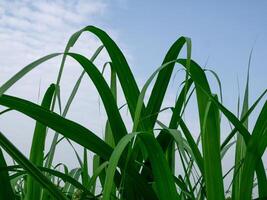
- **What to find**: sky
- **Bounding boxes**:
[0,0,266,189]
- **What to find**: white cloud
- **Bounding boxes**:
[0,0,124,168]
[0,0,107,48]
[0,0,111,86]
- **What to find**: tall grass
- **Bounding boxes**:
[0,26,266,200]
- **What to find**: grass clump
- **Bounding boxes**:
[0,26,266,200]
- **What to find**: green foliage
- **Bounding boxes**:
[0,148,15,200]
[0,26,266,200]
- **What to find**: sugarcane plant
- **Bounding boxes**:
[0,26,266,200]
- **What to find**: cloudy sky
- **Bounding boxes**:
[0,0,266,182]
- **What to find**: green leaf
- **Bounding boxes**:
[0,94,112,160]
[26,84,55,200]
[45,45,103,170]
[63,168,81,195]
[0,131,68,200]
[0,148,15,200]
[240,101,267,200]
[177,59,225,200]
[232,52,250,200]
[0,94,157,199]
[82,148,89,186]
[67,52,127,144]
[178,118,204,174]
[66,26,142,120]
[0,54,60,96]
[156,79,194,170]
[103,132,139,200]
[102,62,117,148]
[201,96,224,200]
[145,37,190,130]
[139,133,179,200]
[132,60,182,132]
[221,88,267,149]
[2,165,95,198]
[87,161,108,192]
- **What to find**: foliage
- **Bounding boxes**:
[0,26,266,200]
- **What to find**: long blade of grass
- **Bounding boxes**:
[0,148,15,200]
[45,45,103,169]
[139,133,179,200]
[122,132,181,200]
[178,118,204,174]
[232,50,251,200]
[91,155,102,194]
[157,121,195,195]
[177,59,251,143]
[0,108,12,115]
[255,159,267,198]
[202,96,224,200]
[240,101,267,200]
[160,80,195,172]
[82,148,89,186]
[221,141,236,159]
[0,131,68,200]
[174,176,192,198]
[87,161,108,192]
[0,94,112,159]
[0,54,60,96]
[178,58,267,199]
[193,85,267,199]
[177,59,225,200]
[66,26,142,120]
[221,88,267,149]
[140,37,191,171]
[26,84,55,200]
[204,69,223,103]
[157,79,194,171]
[132,60,182,132]
[2,165,95,198]
[102,62,117,148]
[103,132,139,200]
[129,60,191,183]
[145,37,190,130]
[0,94,158,199]
[62,168,81,195]
[67,52,127,144]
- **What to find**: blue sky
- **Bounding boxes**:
[102,1,267,104]
[1,0,266,102]
[103,0,267,134]
[0,0,266,177]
